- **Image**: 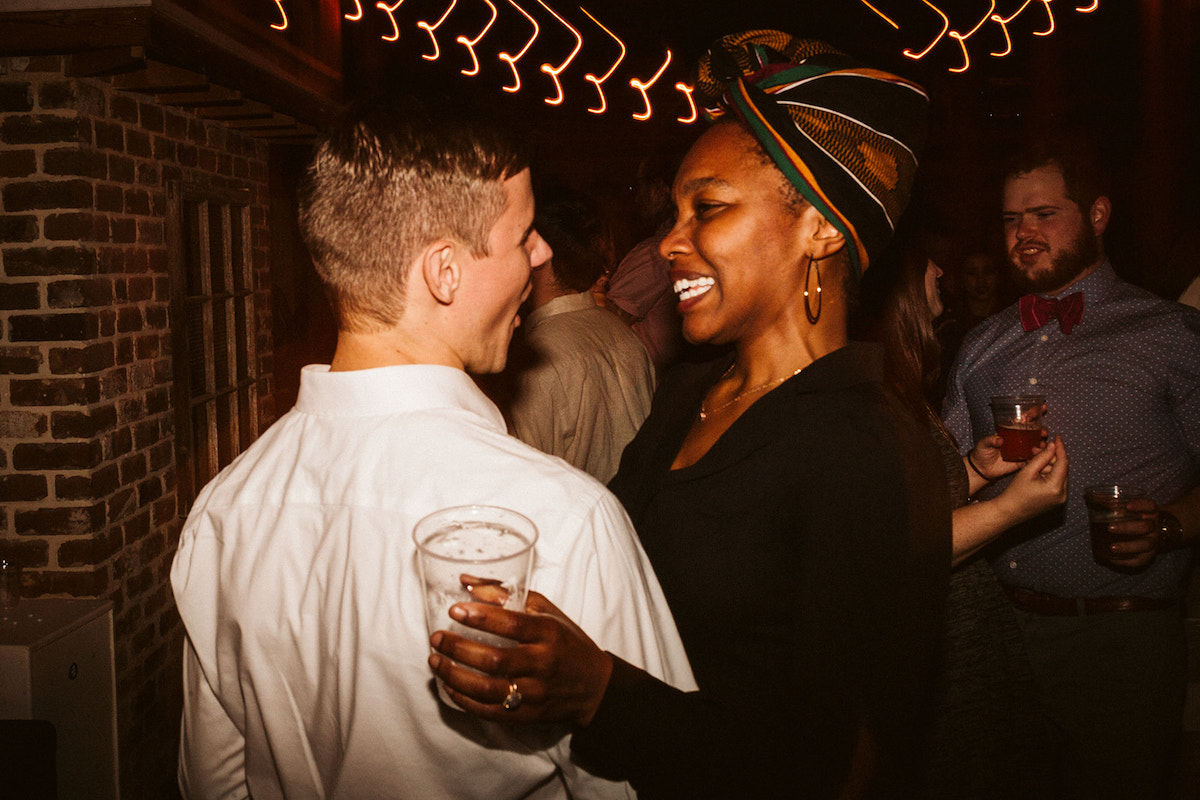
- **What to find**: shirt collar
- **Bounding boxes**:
[293,364,507,431]
[525,291,596,327]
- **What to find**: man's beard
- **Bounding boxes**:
[1009,223,1100,295]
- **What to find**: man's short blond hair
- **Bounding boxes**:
[299,99,528,331]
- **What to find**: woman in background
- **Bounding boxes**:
[855,225,1067,798]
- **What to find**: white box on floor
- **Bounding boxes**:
[0,598,119,800]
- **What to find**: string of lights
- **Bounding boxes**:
[860,0,1101,74]
[265,0,1104,121]
[267,0,695,122]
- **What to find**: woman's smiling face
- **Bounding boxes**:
[661,122,816,346]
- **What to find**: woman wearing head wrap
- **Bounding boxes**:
[430,31,952,797]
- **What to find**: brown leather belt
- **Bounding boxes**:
[1002,584,1181,616]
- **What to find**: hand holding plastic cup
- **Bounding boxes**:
[1084,484,1155,566]
[990,395,1046,462]
[414,505,537,707]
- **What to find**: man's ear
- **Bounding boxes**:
[808,210,846,261]
[422,241,460,306]
[1089,196,1111,237]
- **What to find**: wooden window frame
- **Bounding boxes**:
[167,182,262,512]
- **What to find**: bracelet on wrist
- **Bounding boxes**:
[966,452,989,482]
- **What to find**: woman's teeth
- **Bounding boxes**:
[674,276,714,301]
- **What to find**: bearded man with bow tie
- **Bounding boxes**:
[942,134,1200,800]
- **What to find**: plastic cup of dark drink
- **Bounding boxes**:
[1084,485,1148,564]
[989,395,1046,462]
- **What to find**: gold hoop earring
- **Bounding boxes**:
[804,257,822,324]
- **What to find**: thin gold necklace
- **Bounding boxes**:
[698,363,805,422]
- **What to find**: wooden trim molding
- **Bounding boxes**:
[1,1,344,132]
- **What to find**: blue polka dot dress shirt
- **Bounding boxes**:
[943,263,1200,598]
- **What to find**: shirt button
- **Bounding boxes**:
[1029,378,1038,385]
[1040,334,1049,342]
[1009,561,1018,569]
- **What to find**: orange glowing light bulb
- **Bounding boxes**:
[674,82,697,124]
[988,13,1014,57]
[455,0,498,76]
[903,0,949,60]
[497,0,540,93]
[270,0,289,30]
[418,0,458,60]
[344,0,364,21]
[1033,0,1056,36]
[944,0,994,72]
[630,50,672,121]
[535,0,582,105]
[947,34,971,72]
[377,0,407,42]
[580,7,625,115]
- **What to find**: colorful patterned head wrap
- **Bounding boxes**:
[695,30,928,279]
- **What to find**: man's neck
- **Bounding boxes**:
[529,279,576,311]
[330,327,462,372]
[1044,259,1104,296]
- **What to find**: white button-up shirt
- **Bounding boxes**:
[171,364,694,799]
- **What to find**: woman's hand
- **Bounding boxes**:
[969,434,1031,478]
[428,591,613,727]
[995,436,1069,525]
[965,429,1051,495]
[952,437,1069,564]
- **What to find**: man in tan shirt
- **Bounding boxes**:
[504,187,654,482]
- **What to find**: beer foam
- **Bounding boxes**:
[422,523,531,561]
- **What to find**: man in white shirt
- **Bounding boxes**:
[504,188,655,483]
[170,99,693,800]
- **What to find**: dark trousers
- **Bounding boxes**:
[1014,605,1187,800]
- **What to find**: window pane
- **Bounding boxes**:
[238,386,255,451]
[231,207,248,292]
[212,297,230,391]
[216,391,233,467]
[208,201,227,295]
[235,295,249,382]
[186,300,209,391]
[191,401,217,488]
[170,185,264,511]
[184,200,205,296]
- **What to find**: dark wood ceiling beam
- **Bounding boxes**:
[157,86,243,109]
[224,114,297,130]
[67,46,147,78]
[0,8,149,54]
[248,126,319,142]
[197,100,273,121]
[148,1,341,128]
[0,2,337,139]
[111,60,208,94]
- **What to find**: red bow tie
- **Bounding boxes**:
[1019,292,1085,334]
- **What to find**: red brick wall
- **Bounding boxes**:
[1,55,274,798]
